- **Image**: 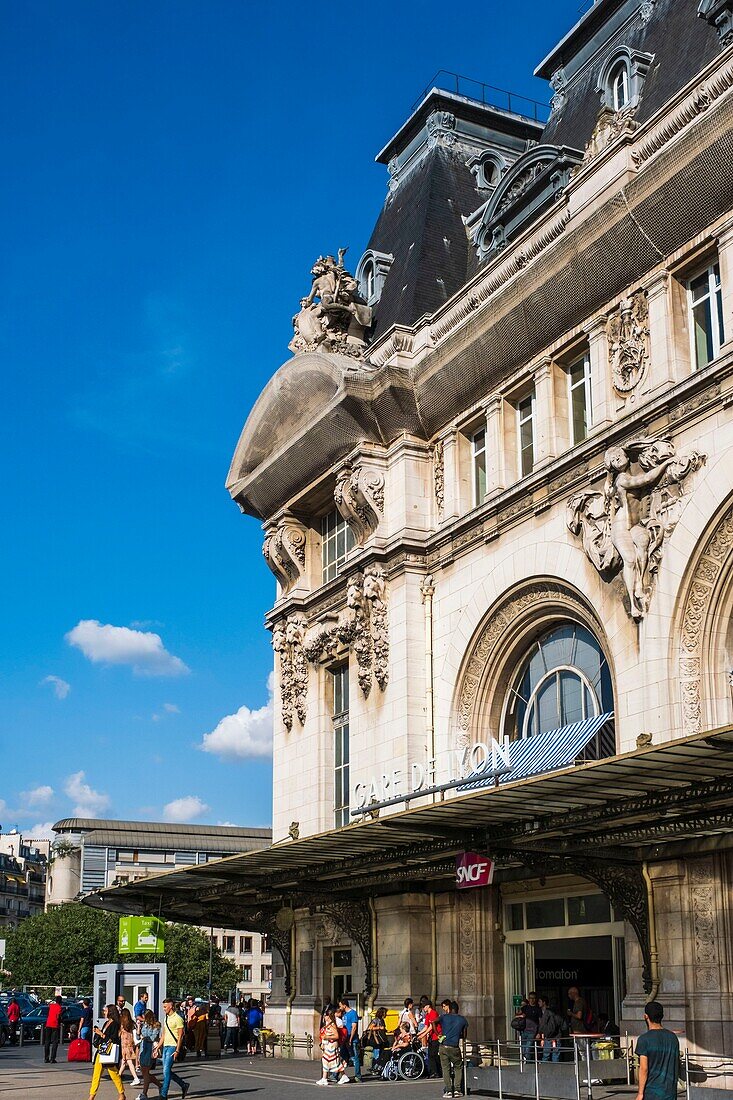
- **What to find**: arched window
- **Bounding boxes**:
[502,623,614,757]
[363,259,375,303]
[355,249,393,306]
[609,59,630,111]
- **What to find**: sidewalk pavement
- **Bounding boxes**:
[0,1045,450,1099]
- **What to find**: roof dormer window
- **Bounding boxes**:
[597,47,653,113]
[355,249,393,307]
[467,151,505,190]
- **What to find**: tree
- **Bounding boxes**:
[5,904,239,996]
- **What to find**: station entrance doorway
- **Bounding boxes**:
[503,888,626,1024]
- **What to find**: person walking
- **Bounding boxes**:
[44,996,64,1063]
[419,998,441,1079]
[7,996,21,1046]
[338,997,362,1082]
[438,998,468,1099]
[634,1001,680,1100]
[118,1008,141,1087]
[318,1008,347,1086]
[88,1004,126,1100]
[154,997,190,1100]
[138,1009,163,1100]
[246,999,263,1055]
[80,999,94,1045]
[223,1001,240,1055]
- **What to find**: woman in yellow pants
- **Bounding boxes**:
[89,1005,126,1099]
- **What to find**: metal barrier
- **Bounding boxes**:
[466,1034,634,1100]
[681,1049,733,1100]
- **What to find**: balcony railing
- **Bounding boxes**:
[412,70,550,122]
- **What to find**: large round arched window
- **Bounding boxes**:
[502,623,614,748]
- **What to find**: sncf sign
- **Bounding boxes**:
[456,851,494,890]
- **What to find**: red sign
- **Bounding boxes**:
[456,851,494,890]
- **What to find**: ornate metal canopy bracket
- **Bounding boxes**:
[304,895,375,996]
[230,907,294,997]
[508,850,653,994]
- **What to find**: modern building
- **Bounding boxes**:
[90,0,733,1059]
[0,830,49,928]
[51,818,272,1001]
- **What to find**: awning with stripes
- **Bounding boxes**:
[458,712,615,792]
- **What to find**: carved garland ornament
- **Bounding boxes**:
[334,464,385,545]
[568,438,706,621]
[679,502,733,734]
[272,613,308,731]
[607,290,650,394]
[432,440,445,521]
[688,857,721,992]
[456,582,590,748]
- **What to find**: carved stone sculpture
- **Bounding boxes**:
[432,441,445,521]
[334,464,385,545]
[273,613,308,730]
[583,107,638,164]
[567,438,706,621]
[262,516,308,595]
[607,291,649,394]
[300,567,389,697]
[290,248,372,358]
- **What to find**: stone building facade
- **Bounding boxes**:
[93,0,733,1060]
[224,0,733,1053]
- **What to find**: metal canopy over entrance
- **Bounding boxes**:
[83,724,733,998]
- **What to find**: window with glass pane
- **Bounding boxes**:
[568,353,592,444]
[507,902,525,931]
[333,665,350,828]
[525,897,566,929]
[517,394,534,477]
[321,509,356,583]
[689,263,724,369]
[567,894,611,925]
[610,61,630,110]
[503,623,615,759]
[472,427,487,505]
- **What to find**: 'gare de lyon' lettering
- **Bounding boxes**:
[352,739,511,808]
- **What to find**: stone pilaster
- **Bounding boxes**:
[584,314,614,429]
[716,216,733,352]
[483,394,506,498]
[532,358,557,469]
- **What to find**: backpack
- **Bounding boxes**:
[544,1013,562,1039]
[584,1007,598,1032]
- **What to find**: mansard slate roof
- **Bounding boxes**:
[539,0,722,153]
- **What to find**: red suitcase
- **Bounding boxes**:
[68,1038,91,1062]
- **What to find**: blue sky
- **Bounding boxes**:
[1,0,586,833]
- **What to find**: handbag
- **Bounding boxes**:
[97,1039,120,1064]
[510,1014,527,1032]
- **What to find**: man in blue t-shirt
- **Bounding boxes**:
[338,998,362,1082]
[438,999,468,1098]
[133,990,149,1027]
[635,1001,680,1100]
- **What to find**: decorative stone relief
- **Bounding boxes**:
[688,858,721,991]
[303,565,389,697]
[262,516,308,595]
[567,438,706,621]
[583,107,638,164]
[458,893,477,994]
[272,613,308,731]
[679,503,733,732]
[640,0,656,22]
[607,290,650,394]
[334,464,385,545]
[549,67,567,113]
[456,582,591,747]
[426,110,457,149]
[290,248,372,359]
[432,440,445,521]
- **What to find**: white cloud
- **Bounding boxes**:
[163,795,209,823]
[27,822,56,842]
[20,785,54,808]
[216,821,239,828]
[41,675,71,699]
[64,771,110,818]
[199,674,274,761]
[163,703,180,713]
[66,619,189,677]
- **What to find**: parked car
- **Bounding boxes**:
[0,1004,9,1047]
[20,1001,85,1043]
[0,992,38,1016]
